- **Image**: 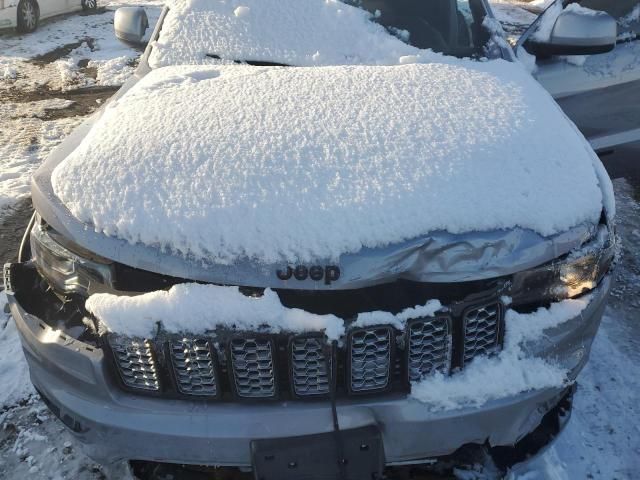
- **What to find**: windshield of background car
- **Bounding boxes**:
[345,0,491,58]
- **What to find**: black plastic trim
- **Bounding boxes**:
[405,315,453,383]
[167,338,222,400]
[226,335,280,401]
[460,300,505,368]
[346,325,395,396]
[287,333,332,400]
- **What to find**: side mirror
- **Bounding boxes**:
[525,7,617,57]
[114,7,149,47]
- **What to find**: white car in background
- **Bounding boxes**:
[0,0,97,33]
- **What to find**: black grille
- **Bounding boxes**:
[229,338,276,398]
[407,317,452,382]
[107,301,504,400]
[462,302,502,366]
[349,327,392,393]
[108,335,160,391]
[291,337,331,397]
[170,339,218,397]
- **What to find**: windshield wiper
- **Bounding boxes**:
[205,54,291,67]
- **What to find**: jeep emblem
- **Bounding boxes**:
[276,265,341,285]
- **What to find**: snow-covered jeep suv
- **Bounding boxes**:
[4,0,617,477]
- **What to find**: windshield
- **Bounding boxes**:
[345,0,491,58]
[148,0,496,69]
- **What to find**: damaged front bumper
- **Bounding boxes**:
[4,262,611,468]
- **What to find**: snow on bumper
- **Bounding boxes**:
[6,276,611,466]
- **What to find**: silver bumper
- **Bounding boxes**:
[7,276,610,466]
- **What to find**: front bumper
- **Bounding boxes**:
[6,274,611,467]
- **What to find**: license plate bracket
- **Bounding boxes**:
[250,425,384,480]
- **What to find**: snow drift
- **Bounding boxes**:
[52,61,605,263]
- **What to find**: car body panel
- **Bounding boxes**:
[0,0,83,30]
[39,0,77,17]
[0,0,18,28]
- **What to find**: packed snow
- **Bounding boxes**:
[52,61,607,264]
[87,283,442,340]
[87,283,346,340]
[148,0,427,68]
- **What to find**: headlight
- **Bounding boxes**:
[30,220,115,296]
[510,224,615,306]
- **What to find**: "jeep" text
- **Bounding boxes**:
[276,265,341,285]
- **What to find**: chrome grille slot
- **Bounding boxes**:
[291,337,330,397]
[230,338,276,398]
[349,327,391,393]
[463,302,502,365]
[170,338,218,397]
[407,317,452,382]
[109,335,159,391]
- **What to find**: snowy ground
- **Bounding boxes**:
[0,1,639,479]
[0,0,161,217]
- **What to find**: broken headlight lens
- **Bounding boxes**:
[30,221,115,297]
[510,224,615,305]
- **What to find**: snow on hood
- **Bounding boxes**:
[51,61,605,264]
[148,0,428,68]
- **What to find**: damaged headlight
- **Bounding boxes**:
[510,224,615,306]
[30,221,115,297]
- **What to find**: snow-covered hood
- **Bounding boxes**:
[50,59,609,270]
